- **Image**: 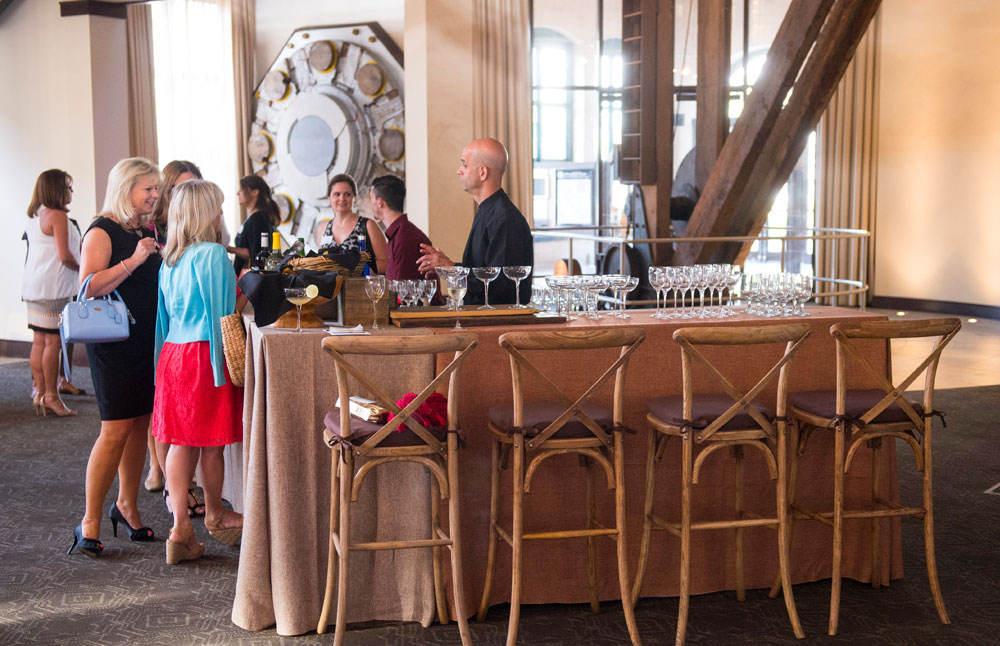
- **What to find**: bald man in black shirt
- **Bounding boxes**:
[417,138,533,306]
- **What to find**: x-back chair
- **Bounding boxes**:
[478,327,646,646]
[635,323,812,646]
[772,317,961,635]
[316,332,479,646]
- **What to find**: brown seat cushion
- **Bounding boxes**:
[647,393,775,431]
[789,389,924,425]
[488,401,613,438]
[324,408,448,448]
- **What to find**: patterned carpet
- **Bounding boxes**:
[0,359,997,645]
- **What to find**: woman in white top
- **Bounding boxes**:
[21,169,81,416]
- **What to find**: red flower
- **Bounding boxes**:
[387,392,448,432]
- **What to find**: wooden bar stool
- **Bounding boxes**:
[477,327,646,646]
[771,317,961,635]
[633,323,811,646]
[316,333,479,645]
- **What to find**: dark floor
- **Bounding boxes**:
[0,360,998,645]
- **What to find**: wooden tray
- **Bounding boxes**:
[391,306,566,328]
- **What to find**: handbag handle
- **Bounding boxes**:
[62,272,135,379]
[76,273,134,323]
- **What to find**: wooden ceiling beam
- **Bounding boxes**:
[695,0,732,190]
[640,0,675,265]
[676,0,835,264]
[725,0,882,264]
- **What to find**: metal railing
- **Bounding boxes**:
[530,225,870,309]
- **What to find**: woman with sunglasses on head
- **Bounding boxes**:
[142,159,211,509]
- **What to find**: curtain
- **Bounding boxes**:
[230,0,255,223]
[150,0,239,236]
[126,3,158,162]
[815,9,881,306]
[473,0,533,225]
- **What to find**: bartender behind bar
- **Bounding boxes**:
[417,138,533,306]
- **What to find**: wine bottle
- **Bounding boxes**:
[265,232,283,271]
[252,232,270,271]
[296,237,306,257]
[358,234,371,277]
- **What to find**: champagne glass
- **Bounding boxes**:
[444,273,467,330]
[620,276,639,318]
[606,274,629,318]
[472,266,501,310]
[364,275,386,331]
[502,265,532,308]
[283,287,311,333]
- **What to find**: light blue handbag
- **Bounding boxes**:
[59,273,134,380]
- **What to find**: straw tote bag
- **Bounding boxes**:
[220,312,247,387]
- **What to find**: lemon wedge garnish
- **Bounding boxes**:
[305,284,319,299]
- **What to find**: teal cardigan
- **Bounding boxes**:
[154,242,236,387]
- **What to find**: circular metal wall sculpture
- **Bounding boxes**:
[249,23,404,247]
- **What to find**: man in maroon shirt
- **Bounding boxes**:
[369,174,433,282]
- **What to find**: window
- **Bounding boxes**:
[531,0,628,274]
[150,0,239,237]
[674,0,816,274]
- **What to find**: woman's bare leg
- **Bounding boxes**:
[81,416,147,539]
[200,446,241,529]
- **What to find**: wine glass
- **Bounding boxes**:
[502,265,532,308]
[283,287,311,333]
[444,273,468,330]
[649,267,665,319]
[420,279,437,306]
[364,275,386,331]
[472,266,501,310]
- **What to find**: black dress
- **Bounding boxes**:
[85,217,161,421]
[233,210,273,274]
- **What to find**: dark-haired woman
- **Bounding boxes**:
[227,175,280,275]
[316,173,386,273]
[21,169,80,416]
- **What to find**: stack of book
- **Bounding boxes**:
[335,396,389,423]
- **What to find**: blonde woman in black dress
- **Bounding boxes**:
[68,158,162,557]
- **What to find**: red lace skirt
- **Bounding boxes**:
[152,341,243,446]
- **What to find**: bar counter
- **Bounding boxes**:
[229,306,901,636]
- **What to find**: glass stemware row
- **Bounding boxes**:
[647,264,742,319]
[388,278,438,307]
[741,272,814,317]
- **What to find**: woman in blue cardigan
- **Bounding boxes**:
[152,180,243,564]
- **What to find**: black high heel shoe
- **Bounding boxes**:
[109,504,155,541]
[68,524,104,557]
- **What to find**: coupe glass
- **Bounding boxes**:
[364,275,386,331]
[606,274,630,318]
[502,265,532,308]
[283,287,310,333]
[472,266,501,310]
[620,276,639,318]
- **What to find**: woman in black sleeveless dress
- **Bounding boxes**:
[68,158,162,558]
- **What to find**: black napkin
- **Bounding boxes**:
[238,270,342,327]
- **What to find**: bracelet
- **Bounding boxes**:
[120,260,133,277]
